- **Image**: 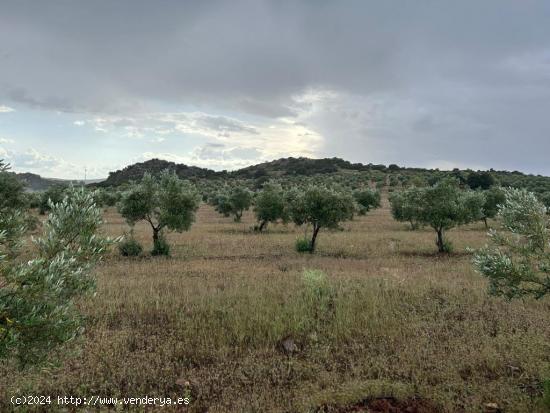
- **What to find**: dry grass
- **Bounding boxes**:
[1,202,549,412]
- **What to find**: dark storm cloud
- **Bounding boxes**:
[1,0,550,172]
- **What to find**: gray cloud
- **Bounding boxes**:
[1,1,550,173]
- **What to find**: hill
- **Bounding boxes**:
[230,157,388,178]
[98,157,390,186]
[98,158,221,187]
[16,172,104,191]
[16,173,82,191]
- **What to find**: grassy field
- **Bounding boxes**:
[1,199,549,412]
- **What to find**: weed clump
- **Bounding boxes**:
[295,238,312,253]
[151,235,170,256]
[300,269,335,330]
[439,238,453,253]
[118,237,143,257]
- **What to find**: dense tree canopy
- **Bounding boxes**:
[467,171,495,190]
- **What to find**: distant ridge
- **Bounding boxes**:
[94,156,545,187]
[16,172,104,191]
[16,156,548,191]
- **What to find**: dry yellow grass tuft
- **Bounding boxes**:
[1,202,549,412]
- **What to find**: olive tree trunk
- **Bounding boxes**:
[310,225,321,253]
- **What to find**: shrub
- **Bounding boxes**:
[24,214,40,232]
[118,237,143,257]
[440,238,454,253]
[295,238,312,253]
[151,234,170,256]
[25,192,41,209]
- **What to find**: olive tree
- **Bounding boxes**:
[398,178,484,252]
[0,160,29,257]
[118,171,200,255]
[94,188,120,207]
[480,187,505,228]
[472,188,550,299]
[211,186,253,222]
[389,187,424,230]
[1,187,116,366]
[287,186,355,253]
[39,184,67,214]
[253,183,288,232]
[0,161,27,211]
[353,188,381,215]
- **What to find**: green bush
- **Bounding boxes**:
[295,238,312,253]
[439,238,454,253]
[118,237,143,257]
[151,235,170,256]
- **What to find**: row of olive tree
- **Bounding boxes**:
[114,172,550,297]
[213,184,381,253]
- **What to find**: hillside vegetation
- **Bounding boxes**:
[94,157,550,196]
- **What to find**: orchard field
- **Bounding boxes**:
[1,196,548,412]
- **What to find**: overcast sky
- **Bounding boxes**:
[1,1,550,179]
